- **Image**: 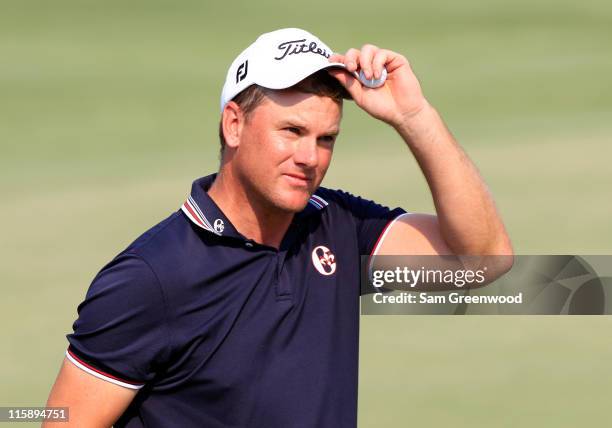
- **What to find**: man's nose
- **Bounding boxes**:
[293,138,318,168]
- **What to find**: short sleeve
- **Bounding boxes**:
[330,190,407,255]
[66,253,171,389]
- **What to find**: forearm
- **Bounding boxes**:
[393,102,512,255]
[327,46,512,255]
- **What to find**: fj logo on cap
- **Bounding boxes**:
[312,245,336,276]
[275,39,331,61]
[236,60,248,83]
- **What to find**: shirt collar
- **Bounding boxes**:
[181,174,329,239]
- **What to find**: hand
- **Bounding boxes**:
[328,45,428,128]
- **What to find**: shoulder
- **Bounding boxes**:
[123,210,189,257]
[91,210,197,292]
[120,209,209,269]
[312,187,407,256]
[313,187,402,220]
[81,210,199,322]
[313,187,367,212]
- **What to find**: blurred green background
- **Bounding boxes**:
[1,0,611,426]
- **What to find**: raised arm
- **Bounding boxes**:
[329,46,512,277]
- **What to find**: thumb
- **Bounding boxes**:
[327,68,363,101]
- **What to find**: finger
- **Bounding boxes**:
[383,51,409,74]
[328,53,345,64]
[344,48,361,73]
[327,68,363,100]
[372,49,392,79]
[359,44,379,80]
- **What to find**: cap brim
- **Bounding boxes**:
[254,62,350,91]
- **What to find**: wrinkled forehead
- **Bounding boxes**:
[255,89,343,127]
[265,87,342,106]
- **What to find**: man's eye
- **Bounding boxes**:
[319,135,336,144]
[284,127,301,135]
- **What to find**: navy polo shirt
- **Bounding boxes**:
[66,174,405,427]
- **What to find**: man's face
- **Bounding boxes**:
[232,90,342,213]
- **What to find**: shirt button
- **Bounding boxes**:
[245,242,254,248]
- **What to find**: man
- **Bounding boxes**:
[45,28,512,427]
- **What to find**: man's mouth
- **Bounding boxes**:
[283,173,312,187]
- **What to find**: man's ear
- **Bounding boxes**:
[221,101,244,149]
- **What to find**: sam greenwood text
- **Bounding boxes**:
[372,292,524,304]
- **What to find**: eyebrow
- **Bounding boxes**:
[279,120,339,136]
[323,129,340,137]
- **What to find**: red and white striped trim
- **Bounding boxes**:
[370,213,411,257]
[65,349,145,390]
[308,194,328,210]
[368,213,412,280]
[181,196,219,235]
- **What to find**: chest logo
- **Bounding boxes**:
[213,219,225,234]
[312,245,336,276]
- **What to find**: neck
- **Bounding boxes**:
[207,169,293,249]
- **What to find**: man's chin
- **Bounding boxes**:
[275,189,312,213]
[280,197,311,214]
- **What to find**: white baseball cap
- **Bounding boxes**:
[220,28,348,112]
